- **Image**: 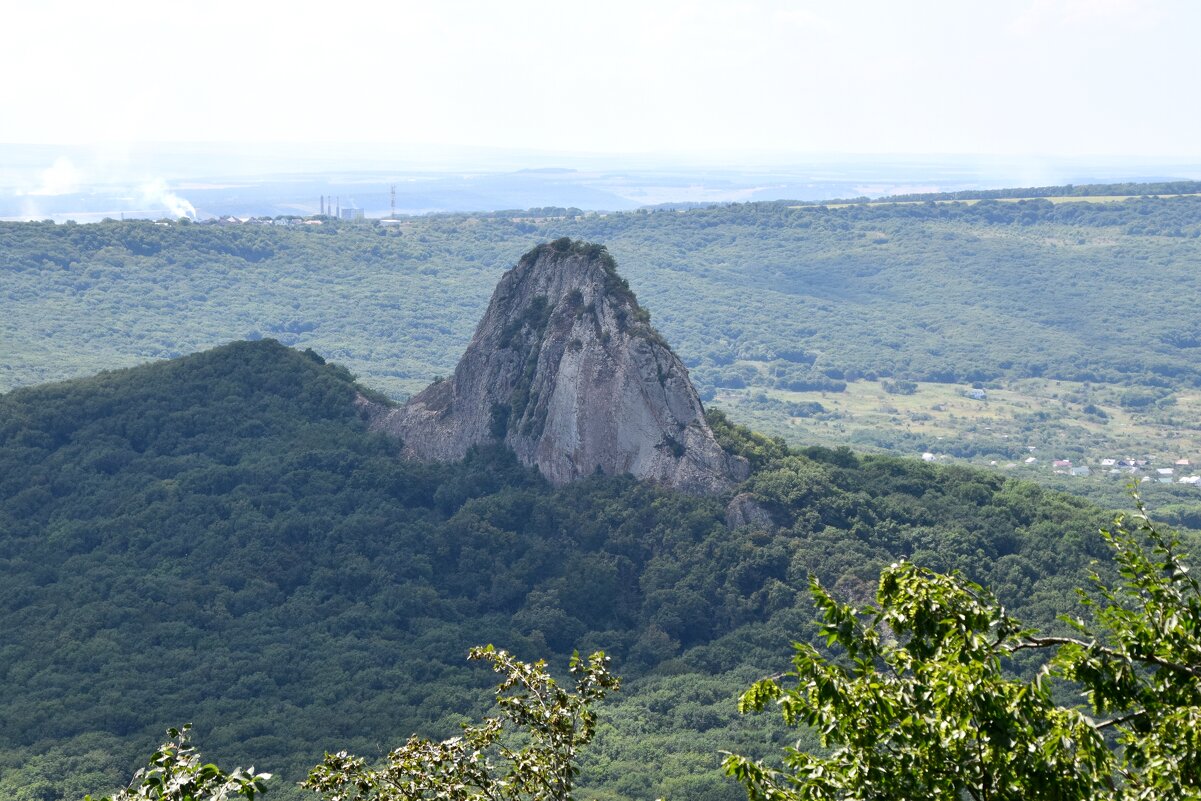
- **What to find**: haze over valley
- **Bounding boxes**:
[9,144,1200,223]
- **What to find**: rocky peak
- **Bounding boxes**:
[367,238,748,494]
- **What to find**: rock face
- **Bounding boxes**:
[725,492,776,530]
[367,239,748,495]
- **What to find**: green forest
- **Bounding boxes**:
[4,193,1201,402]
[0,338,1157,799]
[4,188,1201,798]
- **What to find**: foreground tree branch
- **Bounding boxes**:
[303,646,619,801]
[725,496,1201,801]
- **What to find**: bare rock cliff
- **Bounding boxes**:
[366,239,748,494]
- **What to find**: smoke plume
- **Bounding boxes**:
[140,178,197,219]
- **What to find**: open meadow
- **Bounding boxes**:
[716,373,1201,516]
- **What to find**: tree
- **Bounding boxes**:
[84,725,270,801]
[1043,497,1201,799]
[723,563,1110,801]
[303,646,619,801]
[724,496,1201,801]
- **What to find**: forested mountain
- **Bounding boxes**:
[5,189,1201,798]
[0,339,1122,800]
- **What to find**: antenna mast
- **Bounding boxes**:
[390,184,396,219]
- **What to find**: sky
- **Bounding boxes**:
[2,0,1199,162]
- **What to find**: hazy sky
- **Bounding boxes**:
[2,0,1200,159]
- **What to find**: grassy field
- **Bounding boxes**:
[714,369,1201,514]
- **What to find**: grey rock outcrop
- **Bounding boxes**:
[724,492,776,530]
[366,239,748,495]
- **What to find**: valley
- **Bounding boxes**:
[717,373,1201,515]
[4,186,1201,799]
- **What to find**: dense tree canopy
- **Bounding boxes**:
[0,340,1135,799]
[85,500,1201,801]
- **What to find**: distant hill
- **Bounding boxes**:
[0,338,1119,799]
[3,186,1201,404]
[810,179,1201,205]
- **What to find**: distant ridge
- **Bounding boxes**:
[785,179,1201,207]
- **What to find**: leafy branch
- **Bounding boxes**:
[725,497,1201,800]
[85,724,270,801]
[304,646,619,801]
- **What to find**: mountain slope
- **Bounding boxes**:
[0,341,1116,799]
